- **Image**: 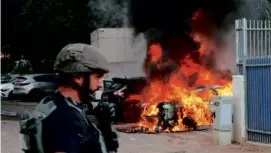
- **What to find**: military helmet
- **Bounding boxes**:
[54,43,109,73]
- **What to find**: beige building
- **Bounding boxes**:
[90,28,146,78]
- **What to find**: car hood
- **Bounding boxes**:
[0,83,14,90]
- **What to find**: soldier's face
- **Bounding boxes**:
[89,73,104,93]
[73,73,104,93]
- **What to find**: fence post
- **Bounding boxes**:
[235,20,240,64]
[241,18,248,138]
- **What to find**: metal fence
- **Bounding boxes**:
[235,18,271,144]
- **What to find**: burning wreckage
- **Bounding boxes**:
[116,0,236,134]
[117,85,230,133]
[115,41,233,134]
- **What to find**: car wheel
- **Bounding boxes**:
[28,89,43,102]
[8,91,14,100]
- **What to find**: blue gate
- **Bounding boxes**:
[235,18,271,144]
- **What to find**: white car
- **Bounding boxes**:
[0,77,18,100]
[12,74,57,101]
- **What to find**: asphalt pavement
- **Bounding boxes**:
[1,101,271,153]
[1,100,36,116]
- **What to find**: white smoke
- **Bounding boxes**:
[213,0,271,74]
[88,0,128,28]
[213,29,237,74]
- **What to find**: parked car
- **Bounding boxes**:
[0,77,19,100]
[13,74,57,101]
[1,74,13,84]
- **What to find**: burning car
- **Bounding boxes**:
[116,2,235,134]
[117,84,232,133]
[195,85,225,116]
[115,37,233,133]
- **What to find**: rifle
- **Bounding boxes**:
[83,98,119,153]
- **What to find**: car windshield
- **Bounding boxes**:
[6,78,18,83]
[1,78,17,84]
[1,77,13,84]
[1,75,10,78]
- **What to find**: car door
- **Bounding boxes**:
[33,75,56,94]
[42,74,57,93]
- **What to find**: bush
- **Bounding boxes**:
[11,56,33,74]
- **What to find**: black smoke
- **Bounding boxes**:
[128,0,242,62]
[128,0,243,80]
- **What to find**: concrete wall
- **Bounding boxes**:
[232,75,246,144]
[90,28,146,63]
[90,28,147,78]
[107,61,145,78]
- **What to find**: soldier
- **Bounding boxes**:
[20,43,118,153]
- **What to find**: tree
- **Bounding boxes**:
[10,0,93,71]
[1,0,24,54]
[12,55,33,74]
[239,0,271,20]
[8,0,127,72]
[258,0,271,19]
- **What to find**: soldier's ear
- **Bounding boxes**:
[73,75,84,86]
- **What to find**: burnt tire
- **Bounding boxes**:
[7,91,14,100]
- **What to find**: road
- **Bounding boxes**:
[1,101,271,153]
[1,101,36,116]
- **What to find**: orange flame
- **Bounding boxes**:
[128,32,233,132]
[148,43,163,62]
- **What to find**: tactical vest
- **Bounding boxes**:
[19,95,108,153]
